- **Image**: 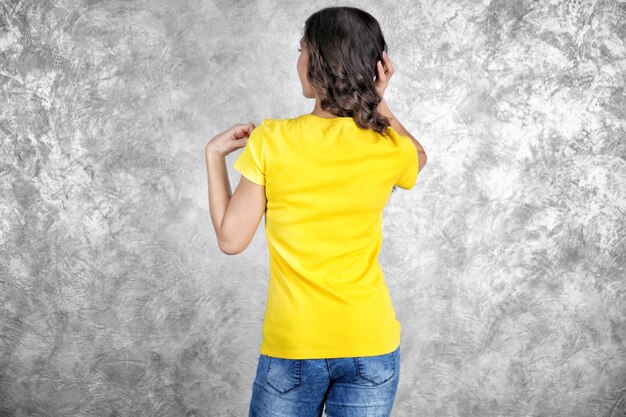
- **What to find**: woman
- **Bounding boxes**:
[205,6,427,417]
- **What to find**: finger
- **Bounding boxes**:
[234,124,255,139]
[381,51,391,69]
[243,123,255,136]
[377,60,386,81]
[232,126,248,140]
[382,51,394,75]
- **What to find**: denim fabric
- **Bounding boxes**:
[248,344,400,417]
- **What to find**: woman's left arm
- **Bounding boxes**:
[205,123,266,255]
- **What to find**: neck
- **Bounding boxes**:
[311,97,339,119]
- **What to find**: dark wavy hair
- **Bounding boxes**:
[302,7,391,135]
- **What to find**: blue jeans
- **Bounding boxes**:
[248,344,400,417]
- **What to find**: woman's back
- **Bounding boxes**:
[233,112,419,359]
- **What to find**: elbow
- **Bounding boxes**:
[218,236,243,255]
[418,151,427,171]
[220,246,241,256]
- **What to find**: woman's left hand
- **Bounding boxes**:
[205,123,256,157]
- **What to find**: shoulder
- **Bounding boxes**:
[384,125,413,150]
[253,117,288,132]
[253,115,304,138]
[248,118,278,141]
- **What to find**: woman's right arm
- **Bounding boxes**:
[378,98,427,170]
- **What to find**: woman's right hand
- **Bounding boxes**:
[374,51,394,100]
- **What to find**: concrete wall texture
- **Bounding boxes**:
[1,0,625,416]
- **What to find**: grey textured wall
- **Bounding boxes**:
[1,0,625,416]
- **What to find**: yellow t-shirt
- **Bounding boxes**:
[233,113,419,359]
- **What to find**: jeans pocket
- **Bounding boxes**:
[354,349,396,386]
[265,356,303,395]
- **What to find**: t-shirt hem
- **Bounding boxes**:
[259,339,401,360]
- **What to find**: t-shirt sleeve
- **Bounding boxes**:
[233,121,266,185]
[395,134,419,190]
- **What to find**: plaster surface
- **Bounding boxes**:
[1,1,625,416]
